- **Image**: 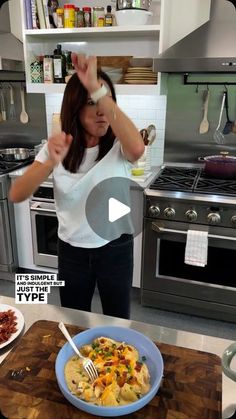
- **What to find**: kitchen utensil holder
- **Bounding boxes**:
[184,73,236,86]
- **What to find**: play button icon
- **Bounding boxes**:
[108,198,130,222]
[85,177,143,241]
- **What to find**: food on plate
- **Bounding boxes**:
[0,309,18,344]
[65,336,150,406]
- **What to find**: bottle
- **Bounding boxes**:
[83,7,92,27]
[77,9,84,27]
[53,44,66,83]
[64,4,75,28]
[43,55,54,83]
[56,8,64,28]
[105,5,113,27]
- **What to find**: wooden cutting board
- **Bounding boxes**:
[0,320,222,419]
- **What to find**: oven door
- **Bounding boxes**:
[30,201,58,269]
[141,218,236,307]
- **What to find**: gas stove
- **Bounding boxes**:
[0,157,34,176]
[145,165,236,228]
[149,166,236,195]
[142,165,236,322]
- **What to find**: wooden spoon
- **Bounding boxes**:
[199,89,210,134]
[20,87,29,124]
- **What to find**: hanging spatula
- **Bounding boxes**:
[9,85,16,120]
[222,88,233,134]
[199,89,210,134]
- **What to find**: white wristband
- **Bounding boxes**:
[90,84,108,104]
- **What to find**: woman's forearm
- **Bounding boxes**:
[97,95,144,162]
[9,160,55,203]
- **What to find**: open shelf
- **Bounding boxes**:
[25,25,160,40]
[26,83,159,95]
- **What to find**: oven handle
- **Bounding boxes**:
[30,202,56,214]
[151,222,236,242]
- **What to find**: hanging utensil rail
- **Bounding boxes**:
[184,73,236,86]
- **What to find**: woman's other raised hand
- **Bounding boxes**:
[71,53,101,94]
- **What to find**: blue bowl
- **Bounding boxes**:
[55,326,164,417]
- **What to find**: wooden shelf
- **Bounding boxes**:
[26,83,159,95]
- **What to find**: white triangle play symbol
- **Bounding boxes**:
[108,198,131,223]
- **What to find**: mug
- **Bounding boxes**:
[222,342,236,382]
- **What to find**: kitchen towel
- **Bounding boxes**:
[184,230,208,267]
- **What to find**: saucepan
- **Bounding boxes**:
[198,151,236,179]
[0,147,33,161]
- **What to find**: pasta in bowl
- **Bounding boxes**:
[55,326,164,417]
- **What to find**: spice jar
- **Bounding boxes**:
[56,8,64,28]
[64,4,75,28]
[77,9,84,27]
[83,7,92,27]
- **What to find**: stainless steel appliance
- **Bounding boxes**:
[30,182,58,269]
[141,165,236,322]
[0,156,33,273]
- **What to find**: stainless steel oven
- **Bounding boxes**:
[141,166,236,322]
[30,182,58,269]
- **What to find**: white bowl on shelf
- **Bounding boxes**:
[115,10,153,26]
[101,67,123,83]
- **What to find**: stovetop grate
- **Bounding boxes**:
[149,166,236,197]
[150,167,199,192]
[0,157,34,175]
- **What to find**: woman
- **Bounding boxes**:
[9,54,144,319]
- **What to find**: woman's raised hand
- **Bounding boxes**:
[48,132,73,166]
[71,53,101,94]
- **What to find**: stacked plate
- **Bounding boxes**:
[123,67,157,84]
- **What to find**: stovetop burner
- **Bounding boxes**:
[150,166,236,197]
[0,157,34,175]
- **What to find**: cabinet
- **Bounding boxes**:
[19,0,210,96]
[9,0,23,43]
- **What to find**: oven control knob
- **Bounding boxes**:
[185,209,197,222]
[231,215,236,226]
[207,212,221,224]
[164,207,175,218]
[148,205,160,217]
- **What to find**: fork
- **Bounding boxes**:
[58,322,98,382]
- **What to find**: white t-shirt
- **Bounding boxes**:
[36,141,134,248]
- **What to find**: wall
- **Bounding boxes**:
[164,74,236,163]
[45,93,167,166]
[0,83,47,147]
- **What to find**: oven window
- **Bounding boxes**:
[158,239,236,287]
[35,214,58,255]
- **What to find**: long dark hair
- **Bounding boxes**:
[61,71,117,173]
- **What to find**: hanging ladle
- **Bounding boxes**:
[223,88,233,134]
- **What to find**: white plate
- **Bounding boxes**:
[0,304,24,349]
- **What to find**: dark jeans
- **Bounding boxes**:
[58,234,133,319]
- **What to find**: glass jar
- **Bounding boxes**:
[77,10,84,27]
[64,4,75,28]
[93,7,105,27]
[83,7,92,27]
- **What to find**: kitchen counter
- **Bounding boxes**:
[0,295,235,416]
[9,165,161,189]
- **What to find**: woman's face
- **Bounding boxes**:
[79,81,111,141]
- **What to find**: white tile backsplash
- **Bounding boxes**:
[45,93,167,166]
